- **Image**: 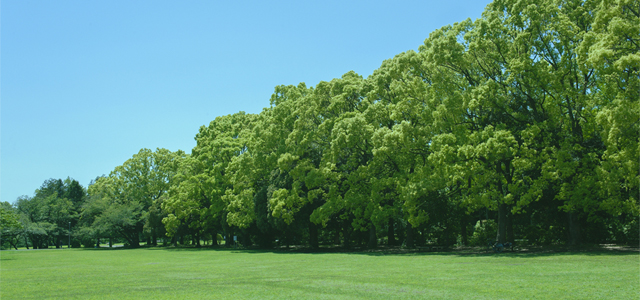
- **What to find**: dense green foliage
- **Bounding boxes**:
[2,178,84,250]
[1,248,638,299]
[82,148,186,247]
[3,0,638,250]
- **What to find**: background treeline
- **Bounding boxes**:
[2,0,638,250]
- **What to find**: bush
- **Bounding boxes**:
[81,237,95,248]
[469,220,497,246]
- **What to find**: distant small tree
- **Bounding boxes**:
[1,202,23,250]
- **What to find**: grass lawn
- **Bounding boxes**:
[1,247,638,299]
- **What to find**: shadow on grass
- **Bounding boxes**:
[81,246,130,251]
[84,243,638,259]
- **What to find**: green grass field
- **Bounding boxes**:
[1,247,638,299]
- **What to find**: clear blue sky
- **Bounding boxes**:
[1,0,492,203]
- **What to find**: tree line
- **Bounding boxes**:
[2,0,638,250]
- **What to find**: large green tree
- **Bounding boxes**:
[163,112,254,247]
[86,148,185,247]
[1,202,23,250]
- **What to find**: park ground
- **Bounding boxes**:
[1,246,638,299]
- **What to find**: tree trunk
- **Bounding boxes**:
[387,218,396,246]
[213,230,219,246]
[152,231,158,246]
[309,222,319,249]
[568,212,581,246]
[506,211,514,243]
[225,232,232,248]
[342,223,351,249]
[496,203,507,243]
[406,222,414,248]
[368,223,377,249]
[24,236,30,250]
[284,231,291,249]
[460,216,468,246]
[397,221,405,246]
[242,232,251,247]
[132,233,140,248]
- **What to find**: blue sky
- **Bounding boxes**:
[1,0,492,203]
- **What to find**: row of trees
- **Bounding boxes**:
[3,0,638,250]
[1,178,84,249]
[0,149,186,249]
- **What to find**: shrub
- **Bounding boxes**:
[469,220,497,246]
